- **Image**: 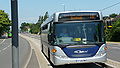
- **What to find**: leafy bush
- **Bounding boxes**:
[106,19,120,42]
[0,10,11,36]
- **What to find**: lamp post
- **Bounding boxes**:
[11,0,19,68]
[61,4,65,11]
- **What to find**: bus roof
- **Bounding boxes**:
[41,11,102,27]
[55,11,101,14]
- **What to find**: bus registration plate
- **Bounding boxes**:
[76,60,86,62]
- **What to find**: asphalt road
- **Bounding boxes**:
[0,37,31,68]
[22,33,113,68]
[107,42,120,62]
[26,49,40,68]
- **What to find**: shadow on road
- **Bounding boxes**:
[52,63,112,68]
[43,51,112,68]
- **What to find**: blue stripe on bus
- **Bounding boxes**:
[63,45,99,58]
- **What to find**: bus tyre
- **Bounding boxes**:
[48,48,50,59]
[41,44,43,53]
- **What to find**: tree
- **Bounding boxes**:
[43,12,49,21]
[34,12,49,34]
[20,22,31,32]
[20,12,49,34]
[109,13,118,18]
[37,16,44,24]
[106,19,120,41]
[110,19,120,41]
[0,10,11,36]
[30,23,40,34]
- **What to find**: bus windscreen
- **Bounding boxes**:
[54,22,104,45]
[58,12,100,21]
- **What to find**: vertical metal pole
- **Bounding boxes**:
[64,5,65,11]
[61,4,65,11]
[11,0,19,68]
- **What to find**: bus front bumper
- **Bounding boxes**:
[53,54,107,65]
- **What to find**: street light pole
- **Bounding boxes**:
[61,4,65,11]
[11,0,19,68]
[64,5,65,11]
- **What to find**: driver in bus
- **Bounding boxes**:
[59,28,69,37]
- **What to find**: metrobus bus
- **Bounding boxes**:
[40,11,107,65]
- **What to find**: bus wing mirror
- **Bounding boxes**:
[48,34,53,42]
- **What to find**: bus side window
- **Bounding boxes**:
[48,23,54,43]
[42,25,48,30]
[41,24,49,34]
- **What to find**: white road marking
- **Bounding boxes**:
[105,59,120,68]
[0,44,11,53]
[24,48,32,68]
[34,50,42,68]
[20,35,42,68]
[2,44,11,51]
[20,34,46,68]
[0,39,6,45]
[108,46,120,50]
[111,47,120,50]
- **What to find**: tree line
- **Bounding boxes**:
[104,13,120,42]
[0,10,119,41]
[16,12,120,42]
[20,12,48,34]
[0,10,11,37]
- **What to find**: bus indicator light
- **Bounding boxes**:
[51,49,57,53]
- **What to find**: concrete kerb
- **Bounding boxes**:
[105,59,120,68]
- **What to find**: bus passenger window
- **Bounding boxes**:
[42,25,48,30]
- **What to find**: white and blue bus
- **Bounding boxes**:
[40,11,107,65]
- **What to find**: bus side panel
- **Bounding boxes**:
[49,46,58,64]
[41,33,49,58]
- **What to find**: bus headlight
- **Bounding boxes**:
[97,50,106,56]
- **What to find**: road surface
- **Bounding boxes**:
[0,37,31,68]
[107,42,120,62]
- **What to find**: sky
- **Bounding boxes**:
[1,0,120,26]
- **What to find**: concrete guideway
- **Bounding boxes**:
[20,34,52,68]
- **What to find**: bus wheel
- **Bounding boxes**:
[41,44,43,53]
[48,48,50,59]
